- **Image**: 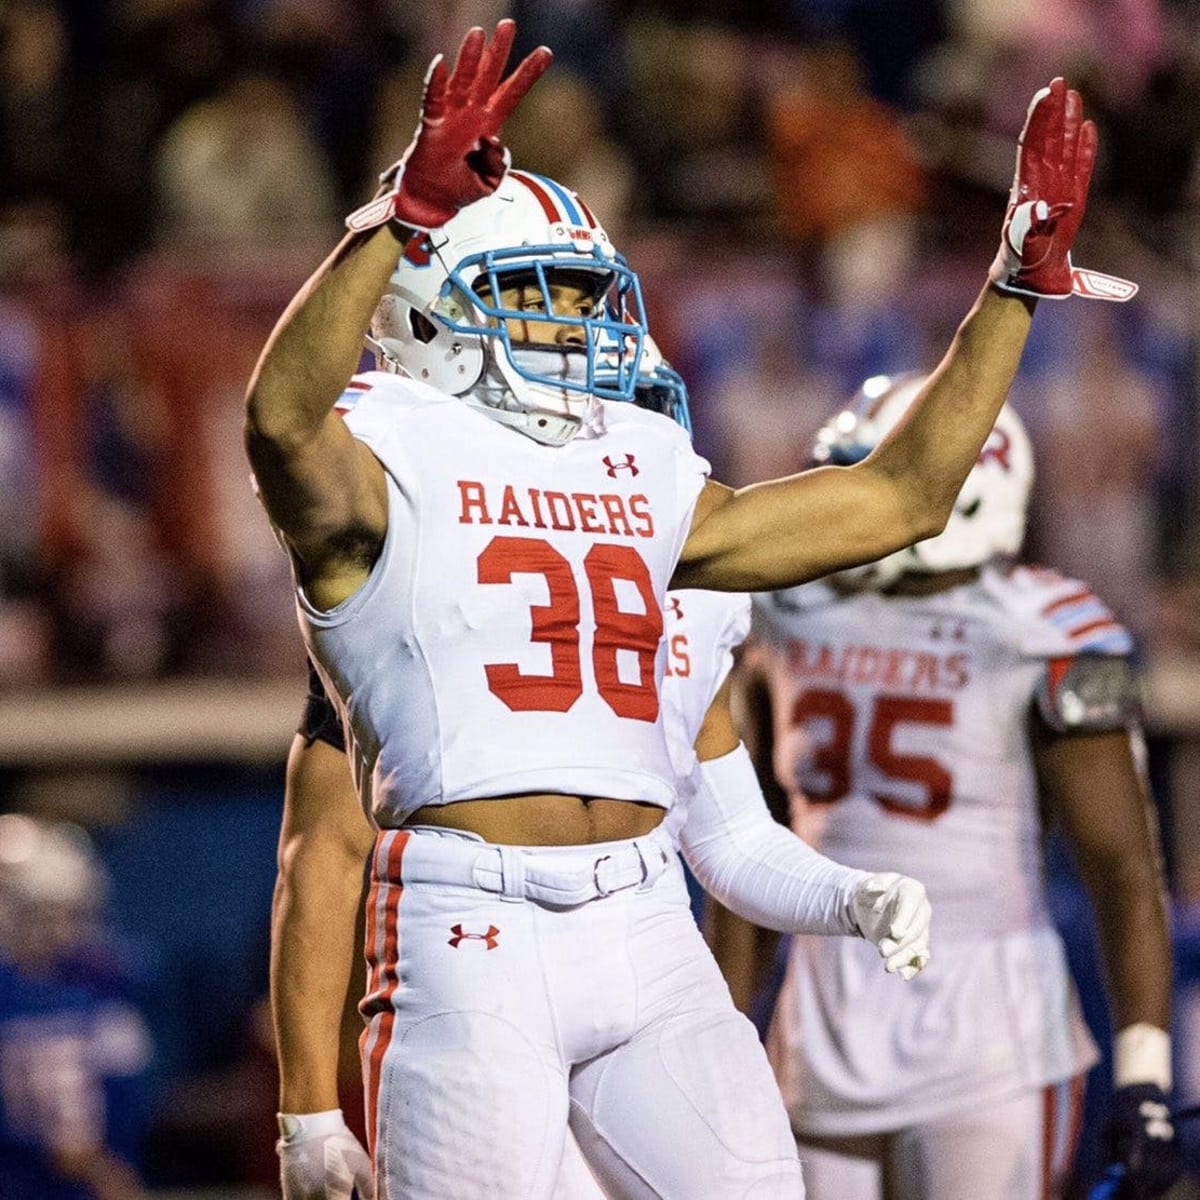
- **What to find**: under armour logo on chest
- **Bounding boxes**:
[666,597,683,619]
[603,454,639,478]
[448,923,501,950]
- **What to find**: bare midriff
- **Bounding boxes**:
[405,794,666,846]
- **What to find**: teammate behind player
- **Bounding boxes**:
[246,19,1133,1198]
[723,375,1180,1200]
[272,350,933,1200]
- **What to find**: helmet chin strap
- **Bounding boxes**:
[462,394,583,446]
[364,333,603,446]
[462,353,603,446]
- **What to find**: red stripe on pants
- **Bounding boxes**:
[360,831,410,1167]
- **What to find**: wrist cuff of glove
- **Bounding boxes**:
[1114,1023,1172,1090]
[346,159,442,235]
[989,254,1138,303]
[345,189,434,236]
[277,1108,346,1144]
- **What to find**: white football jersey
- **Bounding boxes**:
[660,588,752,847]
[756,563,1125,1133]
[298,372,710,828]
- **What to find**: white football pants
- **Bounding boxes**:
[796,1075,1086,1200]
[360,825,803,1200]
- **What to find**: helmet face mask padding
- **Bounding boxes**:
[813,373,1035,588]
[369,172,647,446]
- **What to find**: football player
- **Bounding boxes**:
[245,18,1132,1198]
[722,375,1180,1200]
[272,350,933,1200]
[0,814,153,1200]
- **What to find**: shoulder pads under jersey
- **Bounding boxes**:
[1035,653,1141,733]
[752,582,840,639]
[981,563,1134,659]
[602,397,690,438]
[334,370,455,437]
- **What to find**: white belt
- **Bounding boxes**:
[390,824,675,907]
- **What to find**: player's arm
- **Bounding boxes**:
[271,725,376,1198]
[675,80,1131,595]
[244,22,551,605]
[272,733,374,1113]
[1036,722,1171,1035]
[245,227,403,601]
[675,287,1031,592]
[704,647,787,1012]
[684,674,932,997]
[1033,678,1181,1195]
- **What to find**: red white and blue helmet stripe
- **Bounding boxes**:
[508,170,598,229]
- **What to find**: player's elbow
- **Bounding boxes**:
[912,496,951,543]
[857,458,950,550]
[276,825,367,885]
[245,387,306,457]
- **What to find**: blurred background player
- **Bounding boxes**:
[0,813,153,1200]
[271,345,933,1200]
[717,374,1180,1200]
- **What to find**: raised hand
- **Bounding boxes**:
[990,78,1137,301]
[849,872,932,981]
[347,20,552,233]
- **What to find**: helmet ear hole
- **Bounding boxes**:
[960,498,982,518]
[409,310,438,344]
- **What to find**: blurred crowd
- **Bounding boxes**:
[3,3,1200,1195]
[1,0,1199,685]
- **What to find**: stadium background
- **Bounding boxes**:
[1,0,1199,1195]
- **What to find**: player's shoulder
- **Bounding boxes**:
[335,370,461,434]
[599,399,693,450]
[979,562,1133,658]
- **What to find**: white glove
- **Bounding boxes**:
[278,1109,374,1200]
[849,873,932,981]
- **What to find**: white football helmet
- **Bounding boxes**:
[812,372,1034,587]
[369,169,645,446]
[598,333,692,434]
[0,813,109,967]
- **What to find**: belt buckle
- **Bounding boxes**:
[592,848,648,899]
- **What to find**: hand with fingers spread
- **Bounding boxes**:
[849,872,932,980]
[990,77,1136,302]
[347,20,552,234]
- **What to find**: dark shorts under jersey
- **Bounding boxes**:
[299,658,346,752]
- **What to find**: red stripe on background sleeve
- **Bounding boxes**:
[1042,589,1094,617]
[1066,618,1120,640]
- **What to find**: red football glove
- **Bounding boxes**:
[990,77,1137,302]
[347,21,552,233]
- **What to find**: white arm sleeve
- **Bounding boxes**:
[679,742,869,935]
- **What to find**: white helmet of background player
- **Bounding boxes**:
[599,334,692,434]
[0,813,108,969]
[812,372,1034,587]
[369,170,646,447]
